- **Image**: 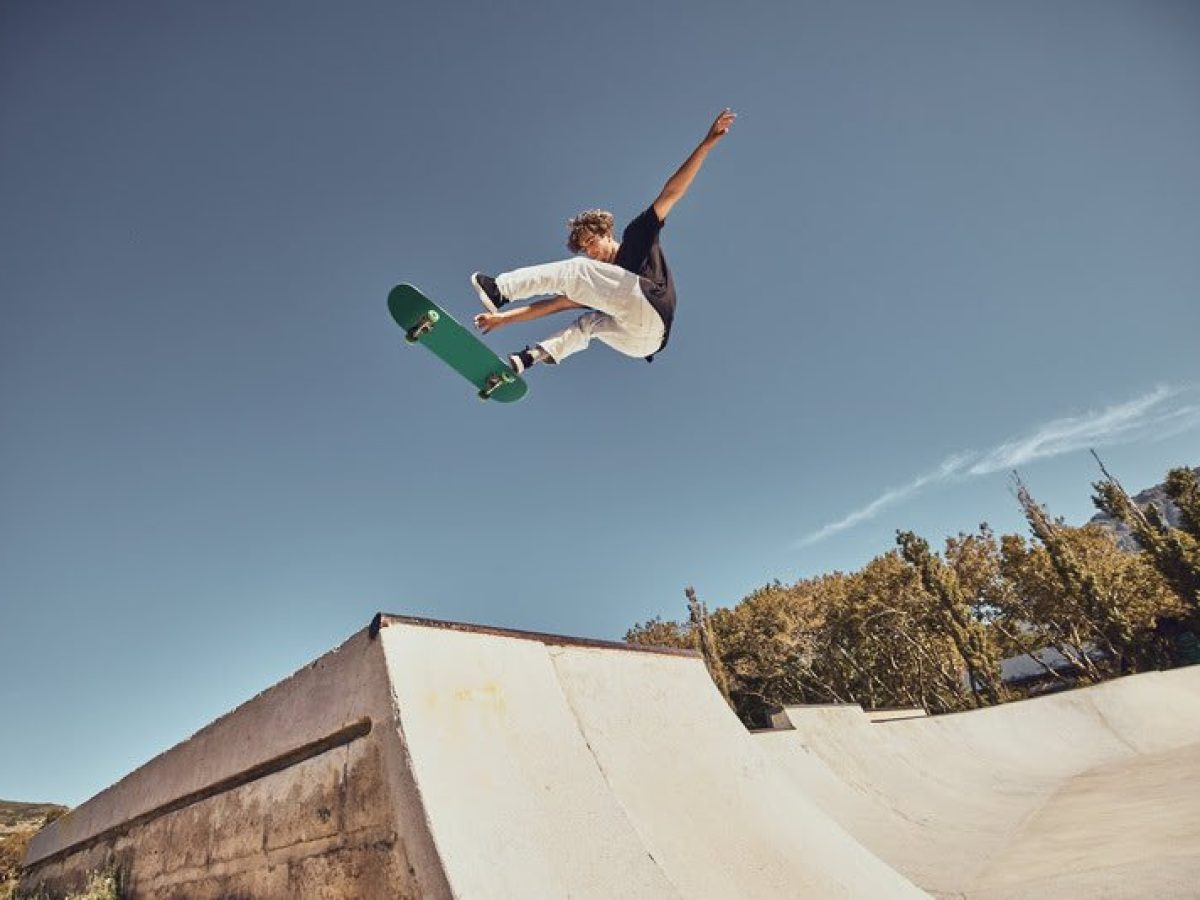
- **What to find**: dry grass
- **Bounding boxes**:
[0,803,113,900]
[4,868,120,900]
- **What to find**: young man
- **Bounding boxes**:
[471,108,737,374]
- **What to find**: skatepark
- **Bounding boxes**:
[20,613,1200,899]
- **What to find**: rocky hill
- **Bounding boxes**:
[0,801,66,831]
[1,800,69,898]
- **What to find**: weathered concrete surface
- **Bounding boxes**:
[758,666,1200,898]
[549,643,923,898]
[22,617,924,898]
[22,626,449,899]
[378,622,925,899]
[22,615,1199,898]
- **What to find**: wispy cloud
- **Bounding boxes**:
[795,385,1200,549]
[796,454,971,548]
[965,385,1198,475]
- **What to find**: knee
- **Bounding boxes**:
[575,311,606,336]
[562,256,591,283]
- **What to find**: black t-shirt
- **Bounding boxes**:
[614,206,675,358]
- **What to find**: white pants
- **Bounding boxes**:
[496,257,665,363]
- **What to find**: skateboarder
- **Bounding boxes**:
[472,108,737,374]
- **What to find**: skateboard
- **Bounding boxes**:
[388,283,528,403]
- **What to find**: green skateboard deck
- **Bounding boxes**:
[388,283,528,403]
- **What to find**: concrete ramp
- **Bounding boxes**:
[546,643,921,898]
[757,667,1200,898]
[23,615,924,898]
[24,613,1198,898]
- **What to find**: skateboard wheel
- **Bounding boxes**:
[405,310,440,344]
[479,370,510,400]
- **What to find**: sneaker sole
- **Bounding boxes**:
[471,272,500,314]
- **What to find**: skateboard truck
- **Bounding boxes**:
[478,370,516,401]
[405,310,441,343]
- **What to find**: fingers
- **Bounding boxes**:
[708,108,737,140]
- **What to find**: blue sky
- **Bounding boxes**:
[2,1,1198,806]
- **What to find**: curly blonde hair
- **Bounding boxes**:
[566,209,615,253]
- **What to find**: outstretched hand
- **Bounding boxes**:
[474,312,502,334]
[706,108,737,145]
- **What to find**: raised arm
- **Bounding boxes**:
[652,108,737,222]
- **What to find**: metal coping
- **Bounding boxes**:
[369,612,699,659]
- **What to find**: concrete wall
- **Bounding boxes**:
[21,626,448,899]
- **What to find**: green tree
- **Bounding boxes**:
[624,616,695,650]
[709,578,837,725]
[1164,467,1200,541]
[896,531,1004,706]
[945,524,1072,691]
[687,586,733,708]
[1015,473,1146,672]
[999,532,1113,683]
[1091,459,1200,625]
[841,551,976,713]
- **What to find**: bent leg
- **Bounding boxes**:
[497,257,645,318]
[536,311,608,363]
[536,310,664,364]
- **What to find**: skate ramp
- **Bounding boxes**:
[23,613,1197,898]
[24,615,925,898]
[757,667,1200,898]
[377,618,926,898]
